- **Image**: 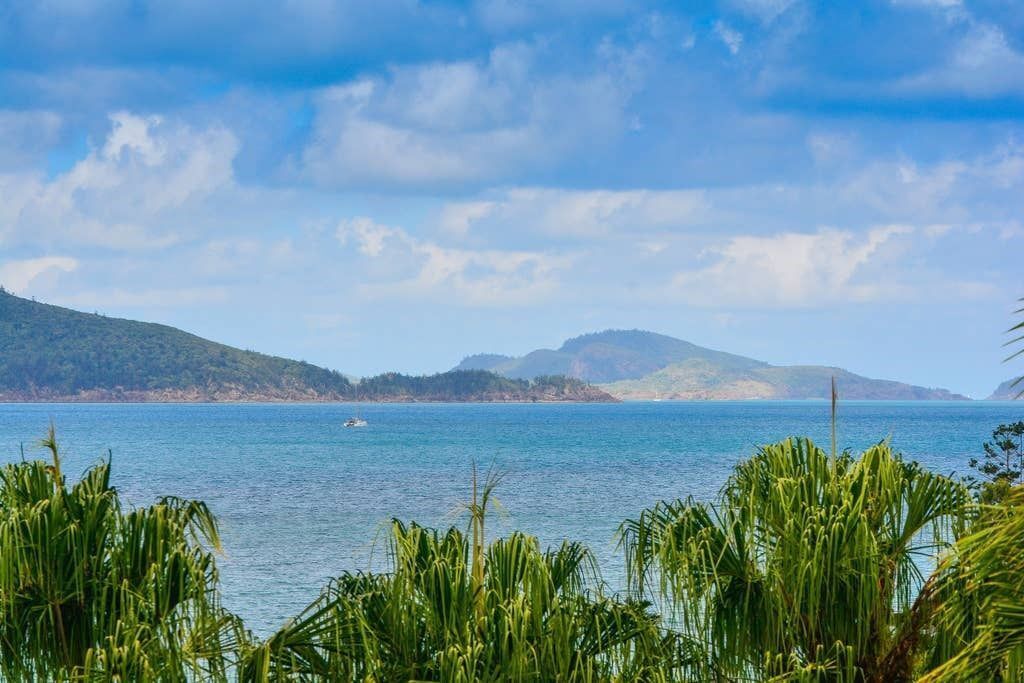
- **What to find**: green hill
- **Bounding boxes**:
[456,330,765,382]
[457,329,967,400]
[354,371,613,402]
[0,288,354,400]
[0,290,613,402]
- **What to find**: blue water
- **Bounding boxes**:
[0,401,1020,635]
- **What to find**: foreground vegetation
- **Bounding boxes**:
[622,437,970,681]
[241,495,683,681]
[0,429,243,680]
[2,427,1023,681]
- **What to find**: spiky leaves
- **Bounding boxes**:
[1005,296,1024,397]
[922,487,1024,681]
[243,520,686,682]
[620,437,969,681]
[0,430,242,681]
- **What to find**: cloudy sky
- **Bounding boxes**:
[1,0,1022,397]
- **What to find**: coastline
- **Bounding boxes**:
[0,388,620,403]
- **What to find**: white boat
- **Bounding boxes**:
[344,416,367,427]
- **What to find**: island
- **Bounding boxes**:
[0,289,614,402]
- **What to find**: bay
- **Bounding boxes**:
[1,400,1020,635]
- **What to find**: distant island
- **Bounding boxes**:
[1,290,972,402]
[0,290,612,402]
[988,378,1022,400]
[456,329,968,400]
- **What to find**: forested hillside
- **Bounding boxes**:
[0,289,353,400]
[355,371,613,402]
[0,290,612,402]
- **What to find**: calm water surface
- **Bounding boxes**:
[1,401,1020,634]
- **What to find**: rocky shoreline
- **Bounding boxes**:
[0,385,618,403]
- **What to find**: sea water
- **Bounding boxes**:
[0,401,1020,635]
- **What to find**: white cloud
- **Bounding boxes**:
[842,159,967,216]
[301,41,642,188]
[439,201,496,236]
[892,0,962,11]
[438,187,708,240]
[714,21,744,55]
[894,22,1024,97]
[922,223,953,238]
[727,0,797,23]
[0,112,239,250]
[0,256,78,294]
[337,217,401,257]
[890,0,962,9]
[336,215,570,305]
[806,132,856,166]
[103,112,167,164]
[473,0,633,32]
[830,142,1024,224]
[669,226,913,307]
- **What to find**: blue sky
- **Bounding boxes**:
[1,0,1022,398]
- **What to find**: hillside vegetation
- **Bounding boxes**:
[354,371,613,402]
[0,291,612,402]
[458,330,764,382]
[458,329,966,400]
[0,289,353,400]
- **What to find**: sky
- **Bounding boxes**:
[0,0,1022,398]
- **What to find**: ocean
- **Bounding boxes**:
[0,400,1020,635]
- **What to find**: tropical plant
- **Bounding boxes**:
[242,474,690,682]
[968,421,1024,503]
[0,428,242,681]
[620,437,970,682]
[921,486,1024,681]
[1005,296,1024,398]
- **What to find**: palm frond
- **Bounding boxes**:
[1003,296,1024,396]
[245,492,684,681]
[620,437,969,681]
[0,430,242,681]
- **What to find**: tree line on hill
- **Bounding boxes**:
[0,290,612,402]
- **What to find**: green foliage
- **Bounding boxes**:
[354,369,607,402]
[460,330,962,399]
[241,473,689,683]
[922,487,1024,681]
[0,291,605,402]
[620,437,970,681]
[0,290,352,398]
[7,426,1024,681]
[968,421,1024,503]
[241,522,689,682]
[0,427,242,680]
[1006,297,1024,398]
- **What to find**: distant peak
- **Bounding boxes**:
[460,353,514,363]
[558,329,682,352]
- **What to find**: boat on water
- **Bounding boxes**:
[344,416,368,427]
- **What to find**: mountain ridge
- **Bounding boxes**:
[0,290,613,402]
[455,329,968,400]
[987,378,1022,400]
